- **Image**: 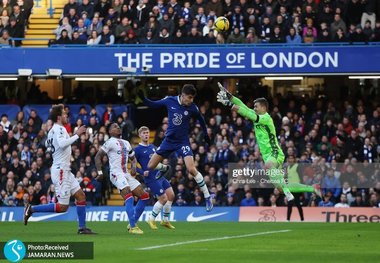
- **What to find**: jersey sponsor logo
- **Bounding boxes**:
[173,113,183,125]
[186,212,228,222]
[46,138,55,154]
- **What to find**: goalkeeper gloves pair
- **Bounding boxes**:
[216,82,233,107]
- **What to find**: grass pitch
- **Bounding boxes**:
[1,222,379,263]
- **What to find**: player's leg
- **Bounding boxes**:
[161,180,175,229]
[111,173,142,234]
[71,172,96,234]
[143,180,166,230]
[184,155,213,212]
[131,185,150,224]
[127,175,148,234]
[24,168,69,225]
[265,158,294,201]
[148,141,172,176]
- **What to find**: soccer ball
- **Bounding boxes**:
[214,16,230,33]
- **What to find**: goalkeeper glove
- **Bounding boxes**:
[217,91,233,107]
[217,82,232,100]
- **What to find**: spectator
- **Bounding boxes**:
[227,27,245,44]
[322,167,341,201]
[73,18,88,41]
[0,29,10,45]
[78,0,94,20]
[4,17,24,47]
[86,15,103,36]
[87,29,100,45]
[55,29,72,45]
[334,193,350,207]
[63,0,78,17]
[349,24,368,42]
[98,25,115,45]
[286,27,301,44]
[318,191,334,207]
[330,13,347,36]
[269,25,285,43]
[333,27,348,42]
[0,9,10,28]
[0,114,11,132]
[240,191,257,206]
[54,16,72,40]
[245,27,259,43]
[157,27,172,44]
[71,30,86,44]
[115,16,131,43]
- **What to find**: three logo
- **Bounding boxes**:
[3,240,26,262]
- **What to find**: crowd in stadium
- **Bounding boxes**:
[0,81,379,208]
[0,0,380,45]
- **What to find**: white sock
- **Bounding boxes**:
[150,201,163,220]
[163,201,172,222]
[155,163,167,172]
[194,172,210,198]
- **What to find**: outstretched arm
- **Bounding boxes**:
[194,108,211,145]
[232,103,258,122]
[137,89,168,109]
[216,82,258,122]
[143,97,169,109]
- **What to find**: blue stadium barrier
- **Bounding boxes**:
[23,104,52,123]
[95,104,132,121]
[0,105,21,121]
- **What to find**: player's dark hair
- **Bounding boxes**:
[181,84,197,96]
[50,104,64,123]
[254,98,269,110]
[107,122,116,133]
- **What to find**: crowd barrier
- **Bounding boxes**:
[1,206,378,223]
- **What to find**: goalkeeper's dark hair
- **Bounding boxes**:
[254,98,269,110]
[181,84,197,96]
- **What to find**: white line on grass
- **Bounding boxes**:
[136,229,292,251]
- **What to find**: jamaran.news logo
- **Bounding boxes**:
[3,240,26,262]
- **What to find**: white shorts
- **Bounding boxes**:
[51,167,81,205]
[110,170,140,191]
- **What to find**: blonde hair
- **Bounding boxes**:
[138,126,149,134]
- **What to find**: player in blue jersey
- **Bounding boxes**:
[135,126,175,230]
[138,84,214,212]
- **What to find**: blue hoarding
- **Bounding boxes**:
[0,45,379,75]
[0,206,240,222]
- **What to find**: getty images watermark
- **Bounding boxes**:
[228,163,287,188]
[1,241,93,262]
[228,162,380,189]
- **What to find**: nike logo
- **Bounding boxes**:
[186,212,228,222]
[143,151,148,154]
[171,107,176,110]
[29,212,67,222]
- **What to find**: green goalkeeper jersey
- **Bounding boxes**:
[231,96,284,163]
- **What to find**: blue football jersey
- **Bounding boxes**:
[134,143,160,182]
[143,96,207,143]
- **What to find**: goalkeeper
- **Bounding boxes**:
[216,83,321,201]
